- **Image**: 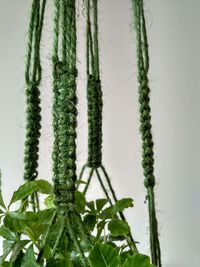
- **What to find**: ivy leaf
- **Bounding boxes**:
[83,214,96,231]
[75,191,85,213]
[21,245,40,267]
[36,180,53,194]
[89,243,120,267]
[0,225,16,242]
[123,254,156,267]
[112,198,134,215]
[108,219,130,237]
[96,199,108,212]
[9,181,38,206]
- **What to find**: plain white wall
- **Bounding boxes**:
[0,1,200,266]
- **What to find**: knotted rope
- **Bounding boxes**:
[132,0,161,266]
[37,1,91,265]
[78,0,138,253]
[22,0,46,212]
[86,0,102,168]
[24,0,46,182]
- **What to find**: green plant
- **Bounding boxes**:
[0,178,155,267]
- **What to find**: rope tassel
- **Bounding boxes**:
[132,0,162,265]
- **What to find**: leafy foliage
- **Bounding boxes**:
[0,179,155,267]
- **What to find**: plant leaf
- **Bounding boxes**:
[108,219,130,237]
[4,211,38,232]
[9,182,38,206]
[1,261,12,267]
[86,201,95,213]
[36,180,53,194]
[123,254,156,267]
[37,208,55,224]
[0,192,6,210]
[0,240,14,264]
[10,240,30,262]
[0,225,16,242]
[99,206,113,220]
[75,191,85,213]
[83,214,96,231]
[44,195,55,209]
[0,171,6,210]
[89,243,120,267]
[47,258,73,267]
[112,198,134,215]
[96,199,108,212]
[21,245,40,267]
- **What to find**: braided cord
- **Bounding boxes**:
[86,0,103,168]
[132,0,161,266]
[52,0,77,212]
[24,0,46,181]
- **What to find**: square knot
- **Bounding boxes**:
[54,60,77,79]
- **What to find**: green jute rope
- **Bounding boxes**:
[132,0,161,266]
[37,1,91,265]
[86,0,102,168]
[78,0,138,253]
[24,0,46,181]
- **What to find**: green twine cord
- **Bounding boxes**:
[78,0,138,253]
[49,1,91,265]
[132,0,161,266]
[86,0,102,168]
[52,0,77,211]
[24,0,46,181]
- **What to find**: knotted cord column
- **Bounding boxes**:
[24,0,46,181]
[132,0,162,266]
[23,0,46,211]
[37,1,91,265]
[78,0,138,252]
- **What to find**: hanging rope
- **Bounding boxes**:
[24,0,46,181]
[132,0,161,266]
[52,0,77,213]
[78,0,138,253]
[37,1,91,265]
[86,0,102,168]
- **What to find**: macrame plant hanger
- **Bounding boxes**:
[78,0,138,252]
[132,0,161,266]
[23,0,46,211]
[21,0,162,266]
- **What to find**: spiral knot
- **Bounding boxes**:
[24,79,41,181]
[87,75,103,168]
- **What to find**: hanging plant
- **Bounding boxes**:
[0,0,161,266]
[0,177,155,267]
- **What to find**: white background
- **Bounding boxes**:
[0,1,200,266]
